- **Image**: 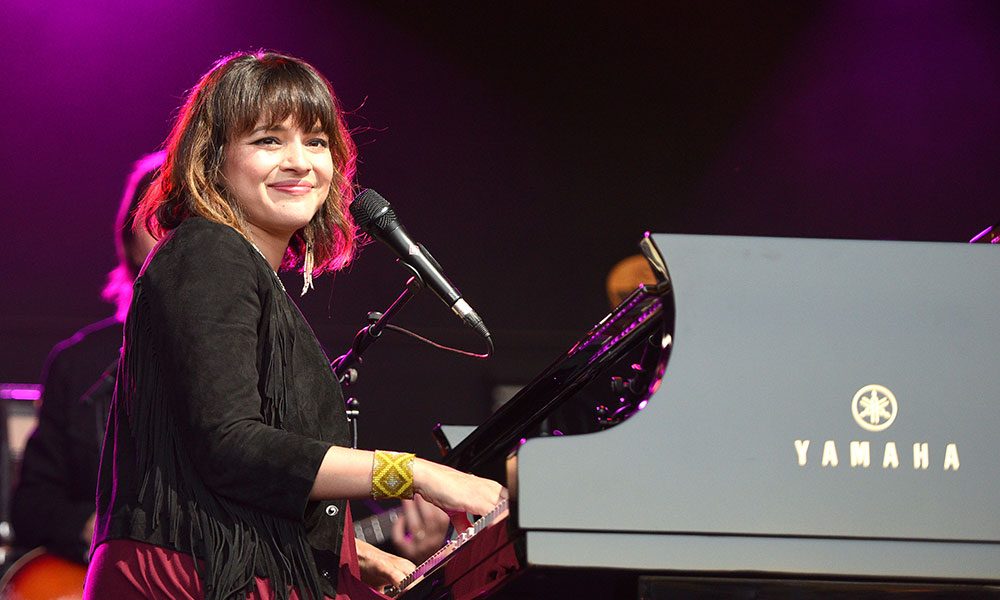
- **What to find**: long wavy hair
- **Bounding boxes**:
[137,50,357,274]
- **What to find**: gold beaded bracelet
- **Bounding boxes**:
[371,450,415,500]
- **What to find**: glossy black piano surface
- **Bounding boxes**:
[403,234,1000,599]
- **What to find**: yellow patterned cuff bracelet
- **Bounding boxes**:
[371,450,415,500]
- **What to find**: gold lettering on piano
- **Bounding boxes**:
[821,440,839,467]
[944,443,960,470]
[913,443,929,470]
[794,439,810,466]
[882,442,899,469]
[850,441,870,467]
[793,386,963,472]
[794,440,959,471]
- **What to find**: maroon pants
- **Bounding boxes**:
[84,507,380,599]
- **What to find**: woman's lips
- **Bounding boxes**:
[269,182,314,195]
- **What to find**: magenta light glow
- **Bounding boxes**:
[0,384,43,401]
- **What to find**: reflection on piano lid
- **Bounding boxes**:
[437,233,674,475]
[408,234,1000,599]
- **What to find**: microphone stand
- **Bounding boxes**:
[332,274,424,448]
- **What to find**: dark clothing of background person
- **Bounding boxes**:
[10,318,120,563]
[94,218,351,599]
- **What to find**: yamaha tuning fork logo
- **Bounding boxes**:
[793,385,960,471]
[851,384,897,432]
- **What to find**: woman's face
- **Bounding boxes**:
[222,118,333,239]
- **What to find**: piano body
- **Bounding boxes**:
[402,233,1000,599]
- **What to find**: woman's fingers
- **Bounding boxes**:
[356,539,416,589]
[401,495,421,530]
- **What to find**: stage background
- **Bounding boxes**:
[2,1,998,459]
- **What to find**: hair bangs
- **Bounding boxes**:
[226,58,338,142]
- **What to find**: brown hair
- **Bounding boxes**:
[137,50,357,273]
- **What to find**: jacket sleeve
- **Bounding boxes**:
[10,350,96,561]
[140,223,332,521]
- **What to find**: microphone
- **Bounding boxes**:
[350,189,491,340]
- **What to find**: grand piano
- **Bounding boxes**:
[395,233,1000,599]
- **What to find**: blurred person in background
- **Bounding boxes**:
[10,151,163,565]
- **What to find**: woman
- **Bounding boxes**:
[85,51,505,600]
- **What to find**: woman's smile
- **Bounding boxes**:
[268,179,315,195]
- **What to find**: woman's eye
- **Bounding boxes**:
[252,136,280,146]
[308,138,330,148]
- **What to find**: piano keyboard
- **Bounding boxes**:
[384,499,509,598]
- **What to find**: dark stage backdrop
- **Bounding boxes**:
[2,1,998,459]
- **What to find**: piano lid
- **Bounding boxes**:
[513,234,1000,581]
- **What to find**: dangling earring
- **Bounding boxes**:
[301,240,315,296]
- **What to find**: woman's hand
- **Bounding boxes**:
[391,496,451,563]
[412,458,507,529]
[355,538,416,591]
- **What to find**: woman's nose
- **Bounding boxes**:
[281,141,309,172]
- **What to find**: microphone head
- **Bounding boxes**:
[350,189,397,234]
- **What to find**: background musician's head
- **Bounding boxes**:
[606,254,656,308]
[101,151,164,322]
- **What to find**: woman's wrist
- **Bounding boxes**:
[411,457,427,496]
[371,450,415,500]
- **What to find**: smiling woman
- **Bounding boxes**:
[85,51,506,600]
[137,51,358,295]
[223,121,335,280]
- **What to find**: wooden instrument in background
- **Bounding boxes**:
[0,508,404,600]
[0,547,86,600]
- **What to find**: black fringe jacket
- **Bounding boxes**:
[93,217,351,599]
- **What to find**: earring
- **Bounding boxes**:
[301,241,315,296]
